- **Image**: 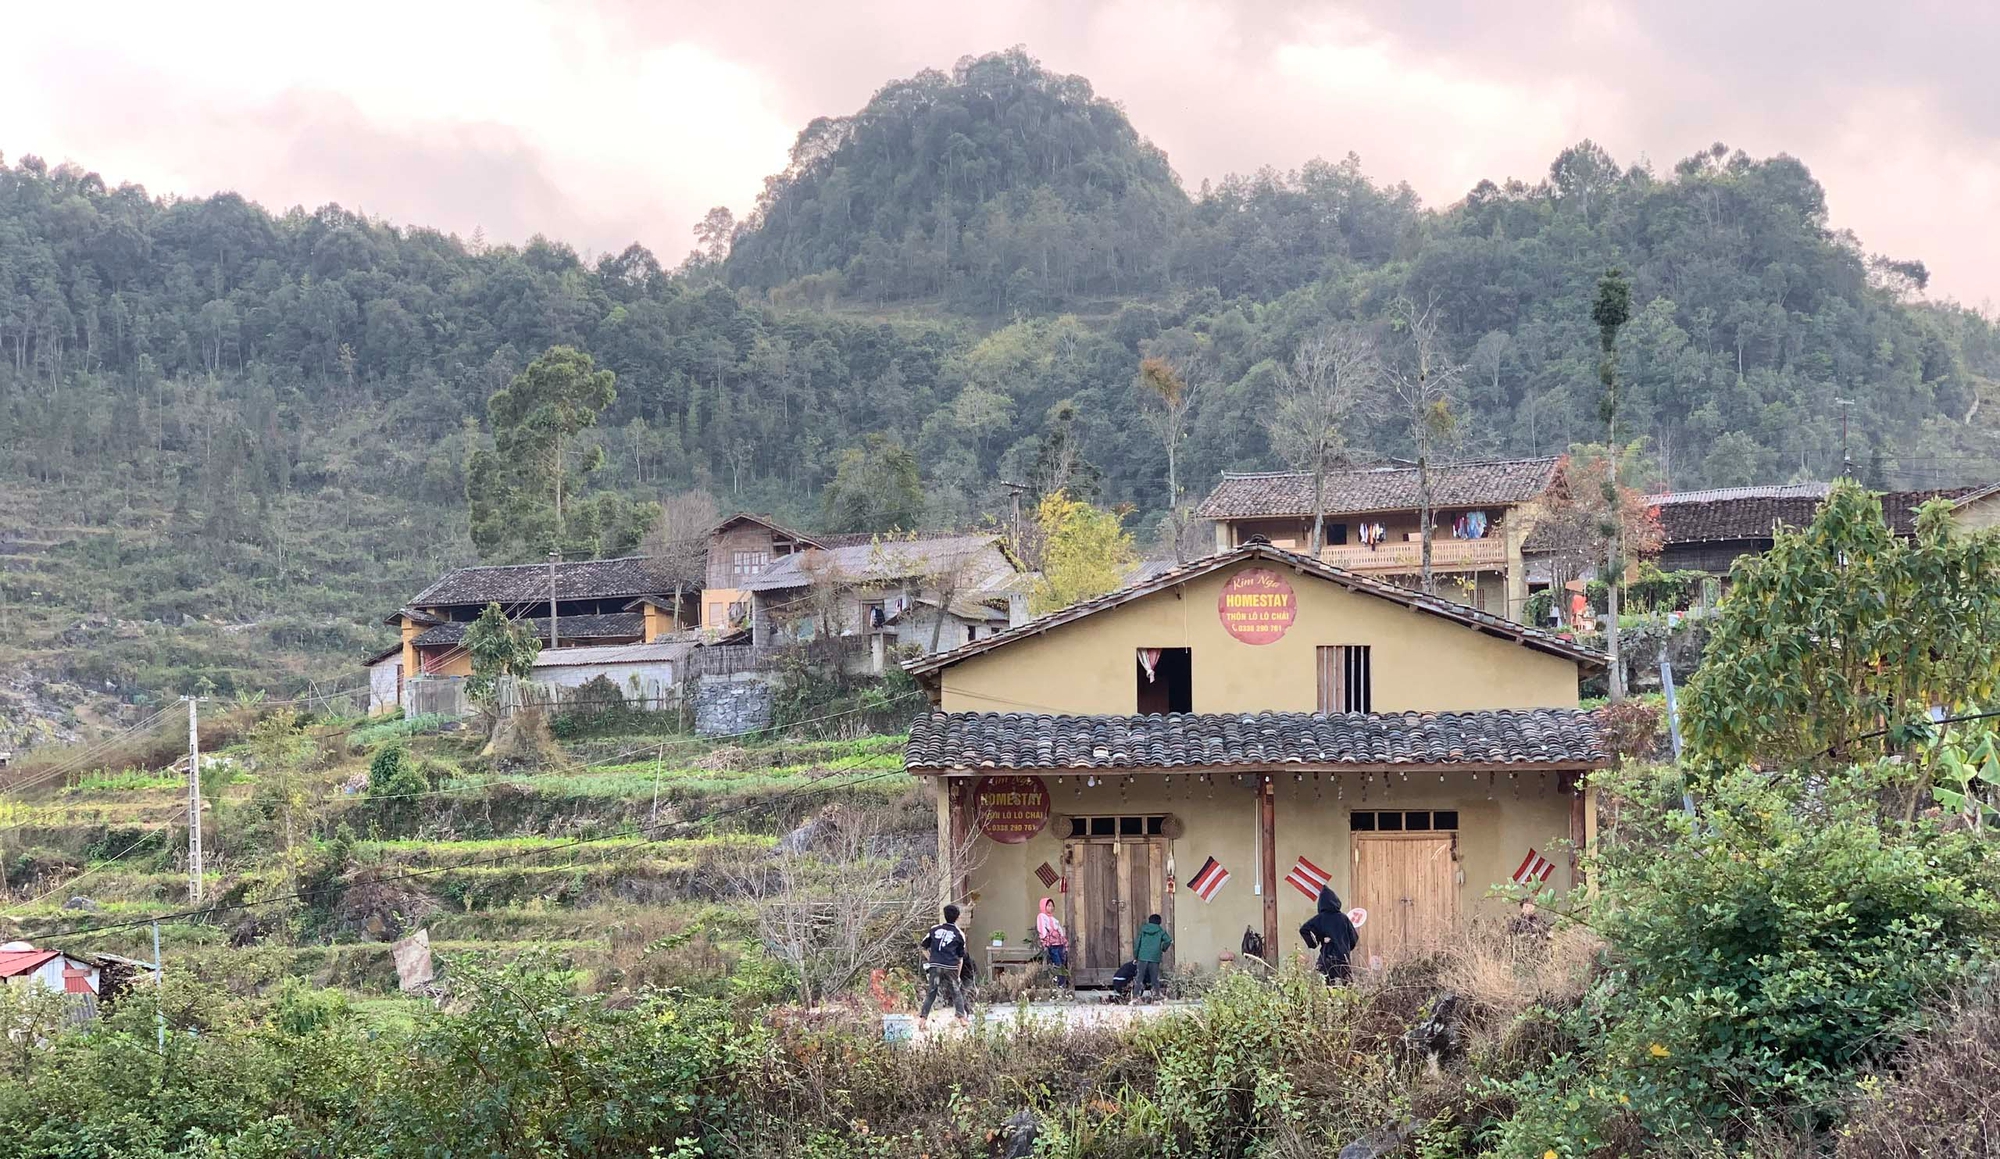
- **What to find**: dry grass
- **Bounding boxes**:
[1436,917,1602,1017]
[1835,988,2000,1158]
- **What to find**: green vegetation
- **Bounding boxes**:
[4,50,1997,720]
[1683,480,2000,773]
[1028,490,1136,613]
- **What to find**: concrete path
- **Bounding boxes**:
[908,997,1194,1038]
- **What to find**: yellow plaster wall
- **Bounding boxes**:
[418,648,473,677]
[945,771,1577,973]
[1956,494,2000,533]
[939,560,1581,716]
[701,588,748,630]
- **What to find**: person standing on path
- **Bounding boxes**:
[1299,886,1359,985]
[1133,913,1173,1003]
[919,904,971,1022]
[1036,897,1071,989]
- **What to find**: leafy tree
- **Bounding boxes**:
[820,434,924,533]
[466,345,619,562]
[463,602,541,702]
[1682,481,2000,782]
[1029,491,1135,614]
[1592,269,1635,699]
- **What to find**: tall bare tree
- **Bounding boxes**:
[1389,294,1465,595]
[1265,328,1381,554]
[1136,356,1205,562]
[726,804,983,1007]
[641,489,720,631]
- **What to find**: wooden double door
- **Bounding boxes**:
[1350,833,1459,962]
[1063,839,1173,986]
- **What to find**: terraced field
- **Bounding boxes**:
[0,713,923,1016]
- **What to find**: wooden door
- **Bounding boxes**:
[1065,839,1172,986]
[1350,834,1459,963]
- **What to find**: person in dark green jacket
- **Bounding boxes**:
[1133,913,1173,1003]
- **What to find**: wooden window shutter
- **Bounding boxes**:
[1317,646,1344,714]
[1318,646,1372,714]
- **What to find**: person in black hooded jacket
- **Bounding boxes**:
[1299,886,1359,984]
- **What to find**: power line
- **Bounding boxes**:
[0,705,176,799]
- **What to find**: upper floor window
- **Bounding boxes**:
[731,550,768,581]
[1137,648,1192,715]
[1317,645,1372,714]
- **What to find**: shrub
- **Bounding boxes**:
[1487,762,2000,1153]
[1594,699,1663,761]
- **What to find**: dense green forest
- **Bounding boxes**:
[1,46,1996,724]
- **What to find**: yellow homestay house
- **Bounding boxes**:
[903,542,1609,986]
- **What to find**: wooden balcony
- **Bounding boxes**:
[1320,537,1508,574]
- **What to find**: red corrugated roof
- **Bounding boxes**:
[0,949,59,977]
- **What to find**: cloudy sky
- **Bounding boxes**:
[6,1,1996,306]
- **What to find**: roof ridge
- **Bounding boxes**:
[905,542,1604,677]
[437,553,659,574]
[1220,456,1560,481]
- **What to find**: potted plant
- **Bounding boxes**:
[988,930,1006,948]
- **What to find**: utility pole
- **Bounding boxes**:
[547,549,560,650]
[999,479,1027,556]
[151,920,165,1054]
[181,696,204,903]
[1834,398,1854,476]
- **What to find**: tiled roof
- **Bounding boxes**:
[905,710,1608,773]
[1650,483,1829,506]
[904,542,1605,678]
[411,612,645,647]
[1194,458,1559,520]
[1649,485,1973,545]
[1883,489,1977,534]
[741,535,1018,593]
[410,556,695,608]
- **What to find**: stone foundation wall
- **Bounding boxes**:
[693,673,774,737]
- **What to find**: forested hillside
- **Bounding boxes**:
[2,47,1996,733]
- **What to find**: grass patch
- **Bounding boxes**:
[65,769,185,793]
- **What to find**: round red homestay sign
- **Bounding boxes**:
[974,775,1051,843]
[1217,567,1298,645]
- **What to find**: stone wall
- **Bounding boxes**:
[693,673,774,737]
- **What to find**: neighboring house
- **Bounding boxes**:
[1956,483,2000,532]
[739,533,1027,665]
[902,541,1608,985]
[0,941,99,1002]
[1194,458,1561,621]
[367,555,702,715]
[700,514,826,631]
[369,517,1024,714]
[1650,483,1988,579]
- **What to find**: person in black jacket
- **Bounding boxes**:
[1299,886,1359,984]
[918,904,971,1020]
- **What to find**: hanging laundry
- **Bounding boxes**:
[1466,510,1489,539]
